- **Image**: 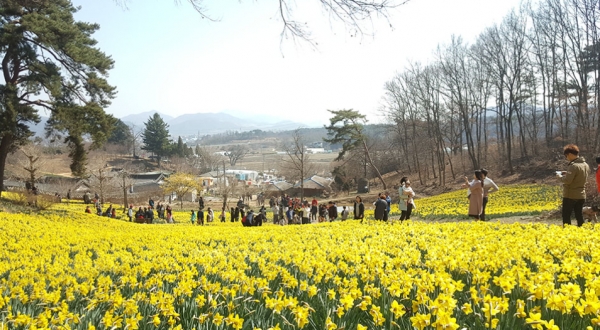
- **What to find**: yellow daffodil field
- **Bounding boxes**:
[410,184,562,219]
[1,185,600,330]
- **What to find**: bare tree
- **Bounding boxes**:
[213,158,239,213]
[280,129,316,201]
[195,145,222,172]
[87,153,117,204]
[115,0,408,46]
[115,162,141,211]
[12,143,47,190]
[226,145,249,166]
[130,124,143,158]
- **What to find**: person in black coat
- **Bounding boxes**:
[234,206,240,222]
[327,201,338,222]
[373,193,387,221]
[353,196,365,222]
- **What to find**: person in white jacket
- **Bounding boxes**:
[480,168,499,221]
[398,177,415,222]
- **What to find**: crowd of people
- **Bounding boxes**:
[80,144,597,227]
[85,196,178,224]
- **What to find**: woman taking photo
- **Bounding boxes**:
[462,170,485,220]
[480,168,499,221]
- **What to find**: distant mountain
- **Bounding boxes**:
[168,112,259,136]
[117,111,313,137]
[120,111,174,126]
[25,111,316,140]
[220,109,287,125]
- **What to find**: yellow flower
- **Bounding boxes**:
[390,300,406,318]
[544,319,560,330]
[152,314,161,327]
[410,313,431,330]
[213,312,224,326]
[225,313,244,330]
[369,305,385,326]
[461,303,473,315]
[325,316,337,330]
[526,312,543,330]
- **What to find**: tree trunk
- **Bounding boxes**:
[362,140,386,190]
[0,134,14,198]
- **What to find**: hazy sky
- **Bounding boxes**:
[72,0,523,126]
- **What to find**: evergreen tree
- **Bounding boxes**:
[141,113,170,164]
[176,136,185,157]
[108,119,134,145]
[0,0,116,191]
[324,109,386,189]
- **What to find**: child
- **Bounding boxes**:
[582,206,599,223]
[341,206,349,220]
[302,205,310,224]
[206,207,214,223]
[190,210,196,224]
[220,208,226,222]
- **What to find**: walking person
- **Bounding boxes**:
[374,193,388,221]
[310,200,318,222]
[190,210,197,224]
[302,204,311,224]
[272,203,279,224]
[480,168,499,221]
[398,177,415,222]
[383,192,391,221]
[166,204,172,220]
[327,201,338,222]
[558,144,590,227]
[318,204,327,223]
[353,196,365,222]
[198,196,205,211]
[462,170,485,220]
[234,206,240,222]
[340,206,349,220]
[206,207,214,223]
[198,208,204,226]
[127,205,133,222]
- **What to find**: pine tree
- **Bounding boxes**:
[108,119,134,145]
[141,113,170,165]
[176,136,185,157]
[324,109,387,189]
[0,0,116,192]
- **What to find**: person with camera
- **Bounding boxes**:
[557,144,590,227]
[480,169,499,221]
